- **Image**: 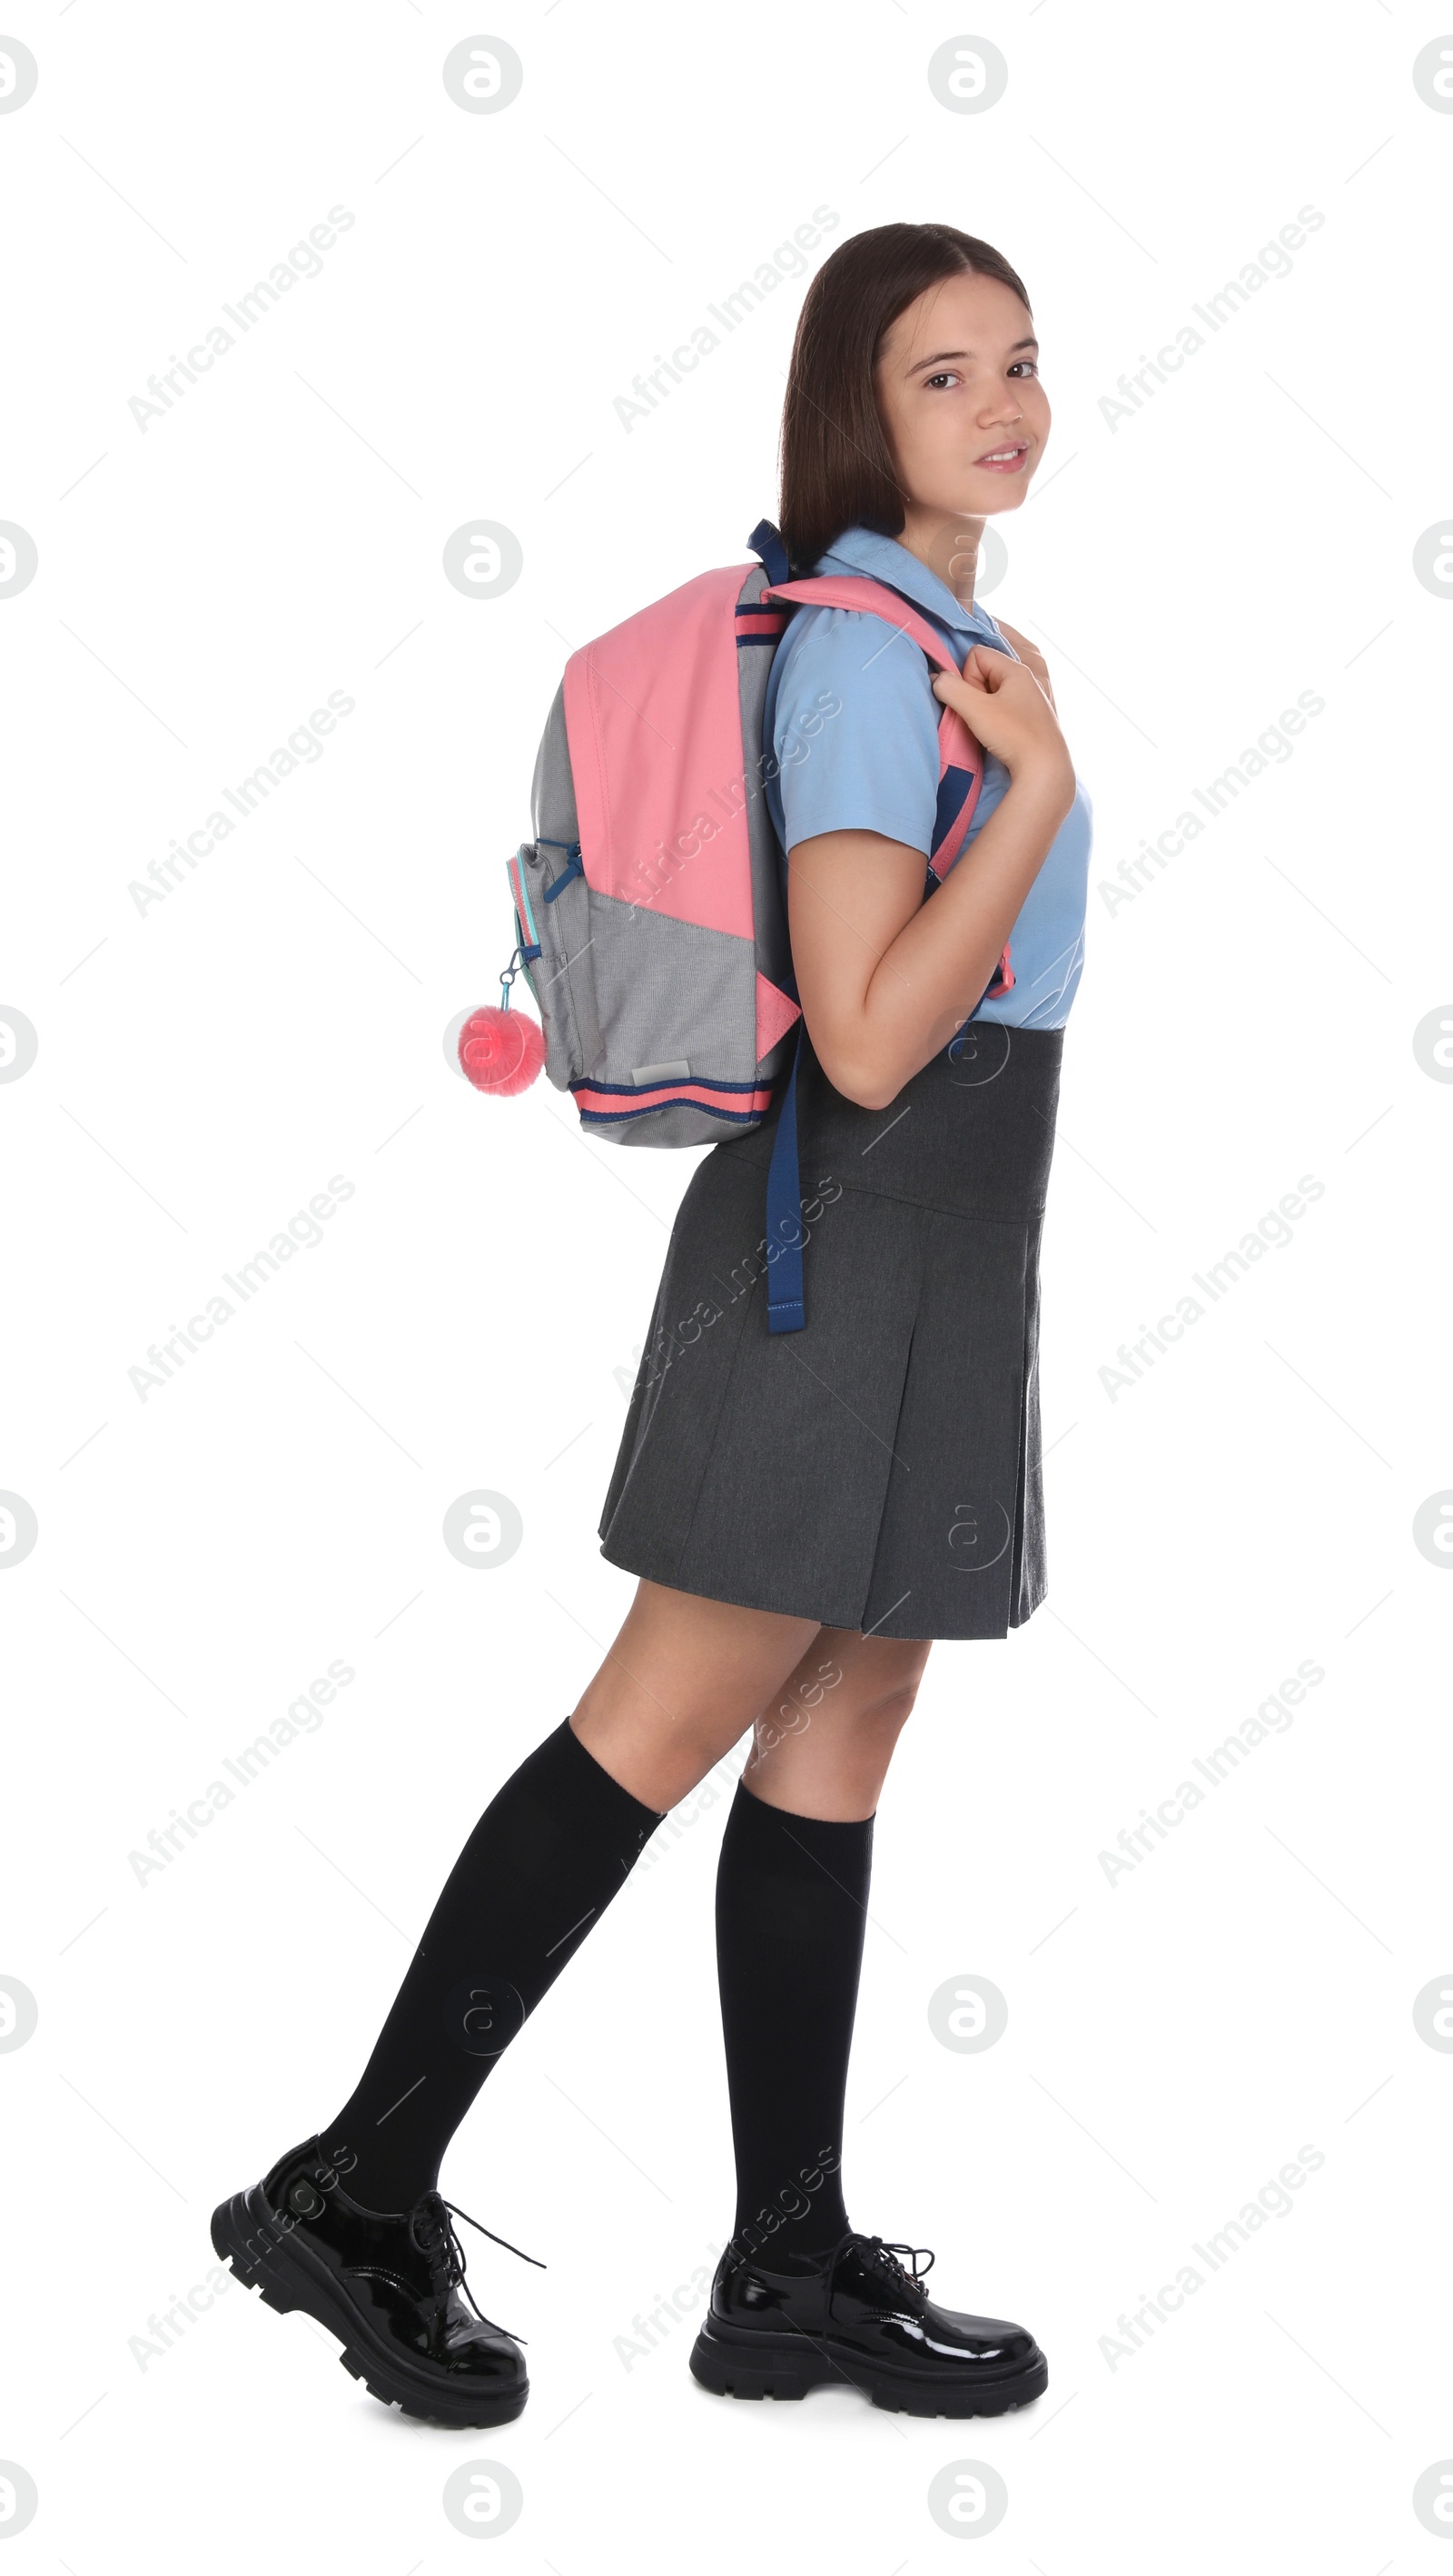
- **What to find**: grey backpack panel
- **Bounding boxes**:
[530,684,578,849]
[589,889,757,1082]
[513,851,761,1102]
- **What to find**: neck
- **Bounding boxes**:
[895,508,984,610]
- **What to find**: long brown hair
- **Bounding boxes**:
[778,222,1032,571]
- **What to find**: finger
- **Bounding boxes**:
[930,666,990,714]
[964,646,1010,690]
[934,641,1020,699]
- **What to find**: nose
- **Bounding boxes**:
[980,390,1023,427]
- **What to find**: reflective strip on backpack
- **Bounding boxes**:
[571,1073,775,1126]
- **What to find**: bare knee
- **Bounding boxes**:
[858,1674,923,1735]
[570,1581,821,1811]
[838,1665,925,1756]
[844,1633,931,1722]
[746,1635,929,1799]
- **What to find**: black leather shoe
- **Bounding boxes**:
[689,2231,1047,2417]
[211,2136,536,2427]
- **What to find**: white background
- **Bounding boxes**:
[4,1,1450,2568]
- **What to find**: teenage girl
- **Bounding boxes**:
[213,220,1092,2426]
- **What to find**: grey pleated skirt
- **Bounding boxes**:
[598,1021,1064,1642]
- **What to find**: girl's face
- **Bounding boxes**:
[875,270,1049,526]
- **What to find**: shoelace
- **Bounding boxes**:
[858,2234,936,2295]
[410,2196,546,2344]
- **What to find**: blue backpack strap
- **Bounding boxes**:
[747,518,792,587]
[765,963,806,1334]
[540,842,583,903]
[750,538,806,1331]
[765,1030,806,1333]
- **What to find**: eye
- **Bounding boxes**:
[1009,360,1040,379]
[924,370,961,391]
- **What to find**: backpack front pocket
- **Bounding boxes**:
[507,841,601,1086]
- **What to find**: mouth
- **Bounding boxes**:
[972,442,1030,473]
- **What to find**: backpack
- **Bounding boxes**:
[499,521,1013,1333]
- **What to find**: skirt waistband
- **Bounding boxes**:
[721,1022,1064,1224]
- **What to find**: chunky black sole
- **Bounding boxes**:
[688,2319,1048,2418]
[210,2186,528,2430]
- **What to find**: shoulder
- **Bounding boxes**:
[766,600,943,854]
[771,599,938,736]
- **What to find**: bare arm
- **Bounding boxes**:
[786,646,1076,1111]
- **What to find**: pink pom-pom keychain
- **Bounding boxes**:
[459,949,546,1097]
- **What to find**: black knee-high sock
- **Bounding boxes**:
[323,1718,663,2211]
[714,1778,874,2266]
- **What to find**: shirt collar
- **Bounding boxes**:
[812,523,1006,644]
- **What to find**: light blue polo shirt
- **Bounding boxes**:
[763,523,1092,1029]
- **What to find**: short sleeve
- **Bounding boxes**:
[767,607,941,858]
